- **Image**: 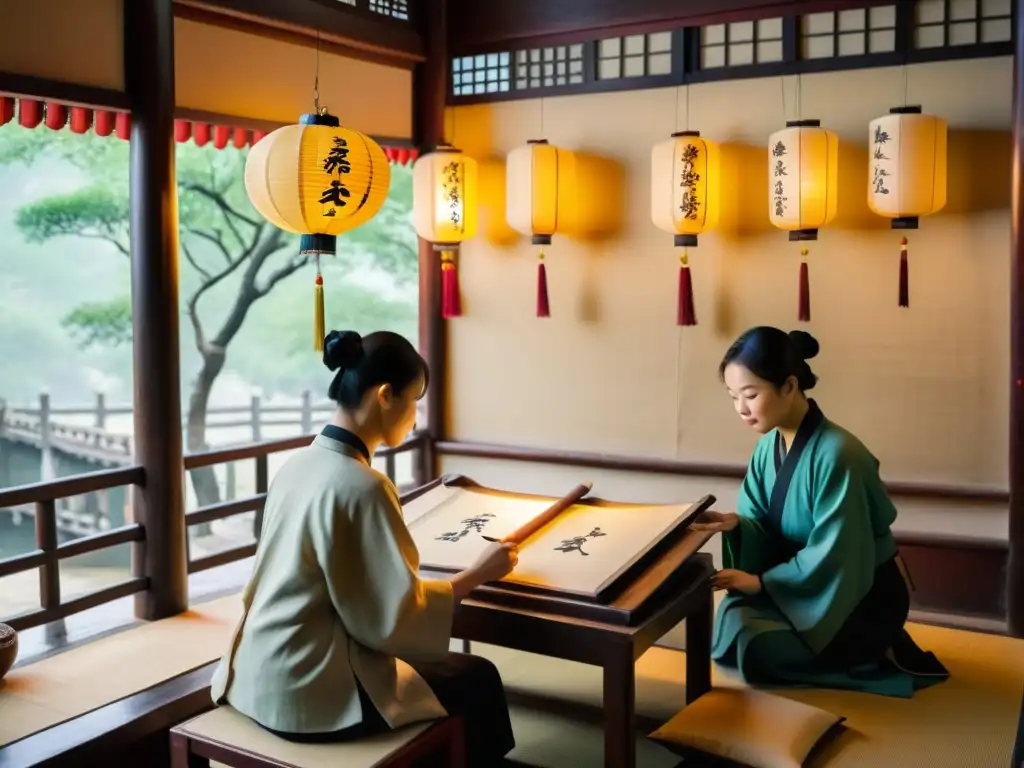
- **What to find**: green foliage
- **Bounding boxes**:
[0,121,419,407]
[16,187,129,251]
[61,296,133,348]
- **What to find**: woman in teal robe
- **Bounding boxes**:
[695,326,949,697]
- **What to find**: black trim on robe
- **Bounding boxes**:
[321,425,370,463]
[767,398,825,555]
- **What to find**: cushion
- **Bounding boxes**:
[647,687,845,768]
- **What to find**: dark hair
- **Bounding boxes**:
[718,326,820,391]
[323,330,428,410]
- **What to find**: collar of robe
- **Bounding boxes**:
[767,398,825,543]
[321,424,371,463]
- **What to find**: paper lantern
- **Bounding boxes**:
[868,106,948,308]
[768,119,838,323]
[506,139,566,317]
[413,145,479,319]
[244,111,391,350]
[651,131,721,327]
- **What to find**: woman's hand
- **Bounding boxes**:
[451,542,519,601]
[690,511,740,533]
[711,569,762,595]
[470,541,519,583]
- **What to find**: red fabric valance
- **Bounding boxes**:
[0,96,419,165]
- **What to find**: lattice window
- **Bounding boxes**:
[915,0,1012,48]
[700,18,784,69]
[368,0,409,21]
[513,45,584,90]
[452,53,511,96]
[596,32,674,80]
[801,6,897,59]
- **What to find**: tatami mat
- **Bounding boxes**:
[475,621,1024,767]
[0,593,242,748]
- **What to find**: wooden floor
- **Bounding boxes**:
[5,559,1023,768]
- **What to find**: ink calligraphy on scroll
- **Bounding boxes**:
[554,527,607,556]
[436,513,496,542]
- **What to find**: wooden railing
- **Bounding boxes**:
[4,390,338,449]
[183,430,428,573]
[0,430,429,630]
[0,466,147,632]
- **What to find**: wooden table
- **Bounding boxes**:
[427,541,716,768]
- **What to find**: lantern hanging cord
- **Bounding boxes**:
[779,75,787,122]
[540,96,545,136]
[673,86,680,132]
[902,65,909,108]
[797,73,802,121]
[313,30,322,114]
[685,84,691,131]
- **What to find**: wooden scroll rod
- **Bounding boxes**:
[483,481,593,545]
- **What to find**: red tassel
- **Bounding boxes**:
[19,99,42,129]
[115,112,131,140]
[252,130,268,145]
[898,236,909,308]
[174,119,192,143]
[441,251,462,319]
[213,124,231,149]
[94,111,115,136]
[798,250,810,323]
[69,107,92,134]
[536,258,550,318]
[677,254,697,326]
[0,97,14,126]
[233,127,249,149]
[193,123,210,147]
[44,103,67,131]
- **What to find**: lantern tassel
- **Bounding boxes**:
[798,248,811,323]
[441,250,462,319]
[677,250,697,327]
[313,268,325,353]
[898,236,909,308]
[536,251,550,318]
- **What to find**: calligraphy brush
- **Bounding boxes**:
[480,480,594,543]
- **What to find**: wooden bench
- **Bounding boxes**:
[170,707,464,768]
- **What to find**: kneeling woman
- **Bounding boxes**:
[695,326,948,697]
[211,330,517,764]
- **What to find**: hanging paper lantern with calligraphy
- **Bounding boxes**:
[867,106,947,308]
[651,131,721,327]
[768,119,838,323]
[244,111,391,351]
[412,145,479,319]
[506,139,566,318]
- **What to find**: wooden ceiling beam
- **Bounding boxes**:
[448,0,897,55]
[173,0,425,69]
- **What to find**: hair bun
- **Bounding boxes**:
[788,330,820,360]
[323,330,364,372]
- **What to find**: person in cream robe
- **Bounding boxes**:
[211,329,518,765]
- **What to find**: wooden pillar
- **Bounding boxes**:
[415,0,448,481]
[124,0,188,620]
[1010,0,1024,638]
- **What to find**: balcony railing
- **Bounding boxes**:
[0,466,147,632]
[0,430,429,631]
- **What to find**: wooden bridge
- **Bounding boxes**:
[0,390,337,542]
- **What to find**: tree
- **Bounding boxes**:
[0,126,418,508]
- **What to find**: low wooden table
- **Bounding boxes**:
[424,535,716,768]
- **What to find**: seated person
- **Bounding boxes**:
[211,329,518,765]
[693,326,948,697]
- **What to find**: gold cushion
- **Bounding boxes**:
[648,687,845,768]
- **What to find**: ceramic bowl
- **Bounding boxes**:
[0,623,18,681]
